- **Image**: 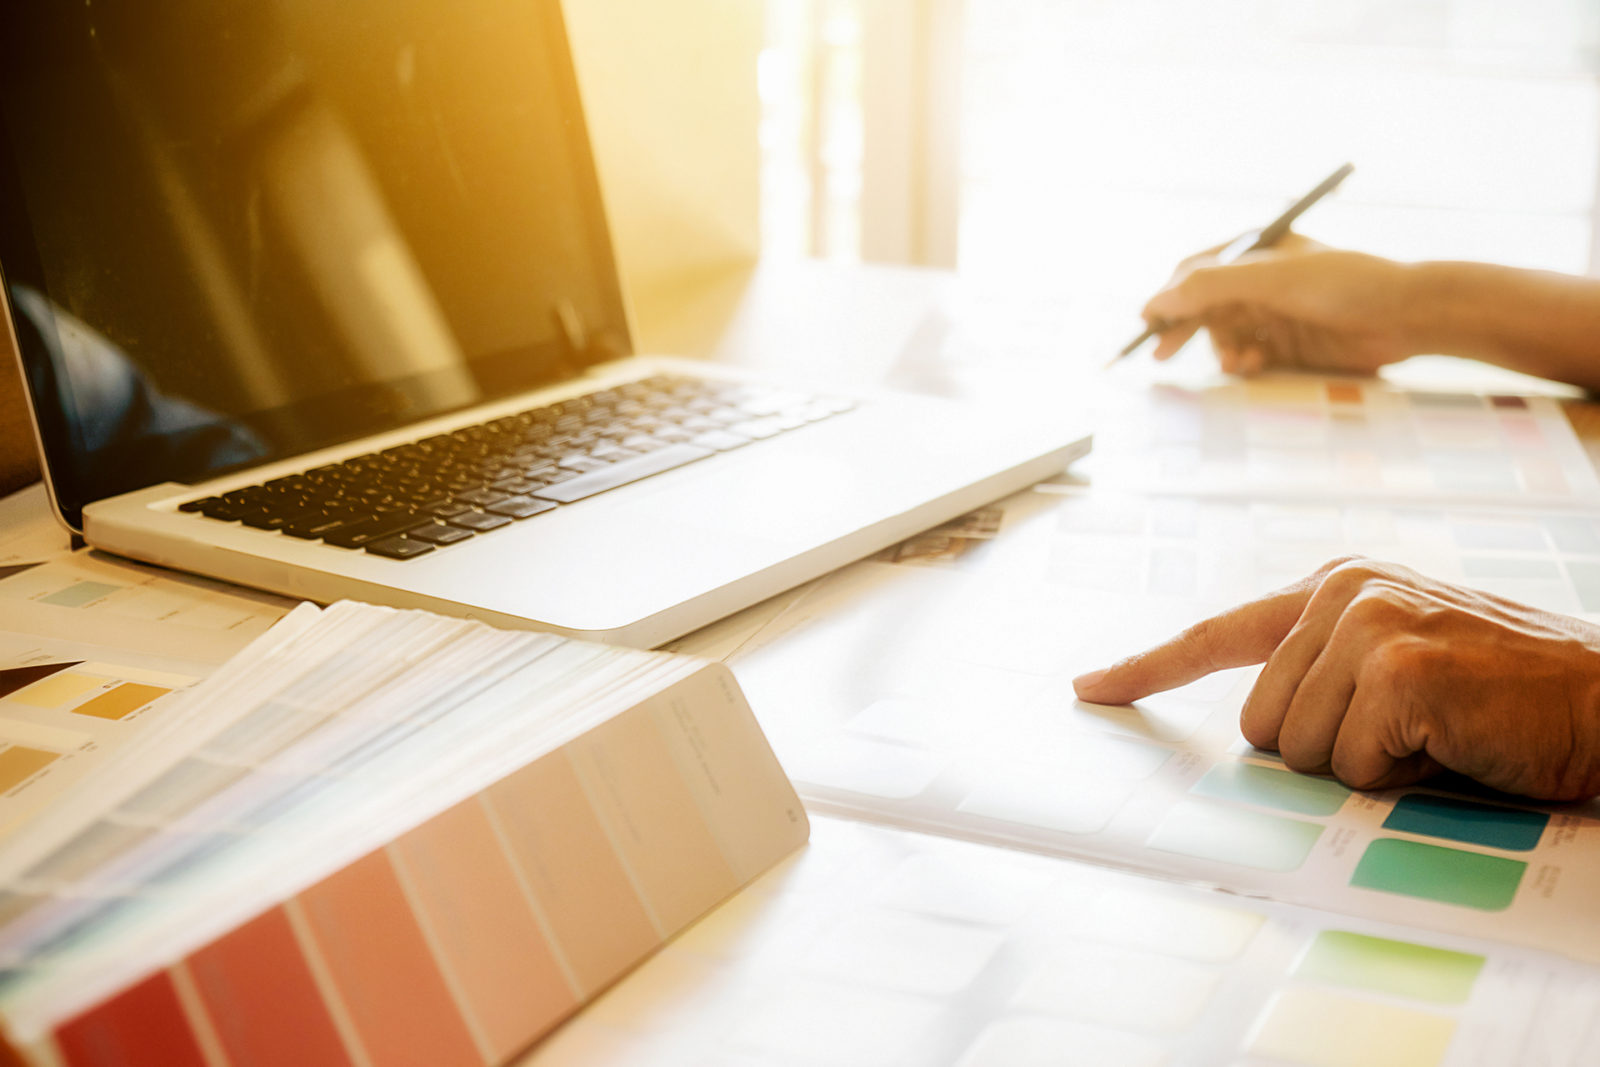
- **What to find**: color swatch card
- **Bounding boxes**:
[0,602,808,1066]
[526,815,1600,1067]
[1082,375,1600,506]
[0,657,198,842]
[0,552,294,666]
[1037,486,1600,621]
[702,487,1600,964]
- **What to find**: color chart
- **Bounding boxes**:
[526,816,1600,1067]
[1040,486,1600,621]
[0,604,810,1066]
[1084,375,1600,506]
[0,553,290,635]
[0,554,294,667]
[0,658,194,839]
[705,482,1600,964]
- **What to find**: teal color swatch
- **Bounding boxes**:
[1191,762,1349,817]
[1351,838,1525,911]
[1384,793,1547,852]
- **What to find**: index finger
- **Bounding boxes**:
[1071,579,1319,705]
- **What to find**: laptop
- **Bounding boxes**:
[0,1,1087,647]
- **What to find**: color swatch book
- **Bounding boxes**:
[673,483,1600,967]
[0,601,807,1066]
[524,815,1600,1067]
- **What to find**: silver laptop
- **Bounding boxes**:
[0,1,1087,647]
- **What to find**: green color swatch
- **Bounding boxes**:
[1147,800,1323,872]
[39,581,121,608]
[1191,762,1350,816]
[1298,930,1485,1005]
[1384,793,1547,852]
[1351,838,1525,911]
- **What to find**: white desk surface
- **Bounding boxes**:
[6,258,1600,1067]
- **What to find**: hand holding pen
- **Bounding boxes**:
[1113,163,1356,366]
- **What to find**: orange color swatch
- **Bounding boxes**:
[187,906,353,1067]
[295,851,480,1067]
[486,751,658,995]
[392,798,581,1060]
[55,971,208,1067]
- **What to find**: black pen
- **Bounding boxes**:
[1111,162,1356,363]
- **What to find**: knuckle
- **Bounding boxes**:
[1239,719,1277,751]
[1323,557,1384,589]
[1358,635,1430,686]
[1315,553,1366,576]
[1173,619,1224,676]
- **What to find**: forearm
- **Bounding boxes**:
[1401,260,1600,392]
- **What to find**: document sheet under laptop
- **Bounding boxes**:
[0,0,1086,645]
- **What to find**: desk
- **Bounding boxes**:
[538,262,1600,1067]
[5,260,1600,1067]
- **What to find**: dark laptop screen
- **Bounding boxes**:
[0,0,632,529]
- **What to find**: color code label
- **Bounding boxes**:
[1191,761,1350,816]
[1296,930,1484,1005]
[1383,793,1547,852]
[1350,838,1525,911]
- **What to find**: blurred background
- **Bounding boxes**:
[757,0,1600,338]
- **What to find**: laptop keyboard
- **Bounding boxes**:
[179,374,854,560]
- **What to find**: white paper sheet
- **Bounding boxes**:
[523,815,1600,1067]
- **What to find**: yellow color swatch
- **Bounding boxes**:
[0,747,59,793]
[1251,988,1455,1067]
[73,683,169,720]
[9,673,100,709]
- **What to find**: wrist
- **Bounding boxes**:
[1391,260,1493,360]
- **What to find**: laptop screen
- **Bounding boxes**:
[0,0,632,530]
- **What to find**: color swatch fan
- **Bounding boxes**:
[0,602,808,1066]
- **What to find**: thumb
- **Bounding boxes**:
[1143,256,1296,326]
[1072,580,1318,705]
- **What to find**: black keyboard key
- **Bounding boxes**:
[497,477,549,494]
[407,522,476,546]
[530,443,712,504]
[448,510,514,532]
[239,510,292,531]
[364,535,436,560]
[196,500,257,521]
[184,376,819,547]
[485,496,558,520]
[453,487,510,507]
[283,513,363,540]
[323,511,430,548]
